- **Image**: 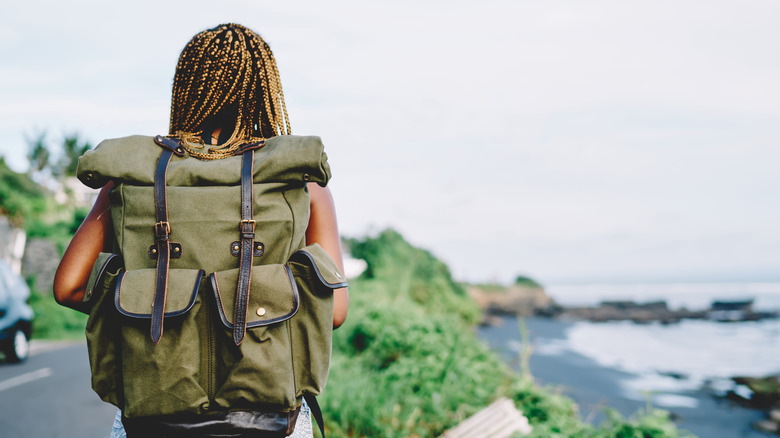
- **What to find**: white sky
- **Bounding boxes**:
[2,0,779,284]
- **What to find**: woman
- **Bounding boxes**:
[54,23,348,438]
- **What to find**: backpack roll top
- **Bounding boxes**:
[77,135,331,189]
[287,244,348,398]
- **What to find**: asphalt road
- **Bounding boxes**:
[0,341,118,438]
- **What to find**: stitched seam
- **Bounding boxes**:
[289,315,297,398]
[207,293,214,401]
[118,185,126,265]
[281,189,297,260]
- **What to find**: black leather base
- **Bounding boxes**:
[122,408,300,438]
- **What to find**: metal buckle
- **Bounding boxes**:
[239,220,256,231]
[154,221,171,235]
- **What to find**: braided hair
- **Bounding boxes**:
[168,23,291,159]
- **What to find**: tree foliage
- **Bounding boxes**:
[26,131,92,180]
[0,158,47,226]
[26,132,51,175]
[59,134,91,177]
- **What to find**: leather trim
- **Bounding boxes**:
[121,407,298,436]
[153,135,186,156]
[208,265,300,329]
[94,254,123,281]
[289,250,349,289]
[148,243,182,259]
[287,407,301,436]
[84,253,123,302]
[235,140,265,154]
[114,270,204,319]
[230,241,264,257]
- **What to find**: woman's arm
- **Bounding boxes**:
[53,182,115,314]
[306,183,349,328]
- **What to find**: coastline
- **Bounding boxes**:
[477,316,773,438]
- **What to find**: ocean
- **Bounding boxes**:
[477,282,780,438]
[545,282,780,311]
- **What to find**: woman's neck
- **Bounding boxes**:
[210,128,221,145]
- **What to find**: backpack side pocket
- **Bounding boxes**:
[287,244,348,398]
[84,252,124,407]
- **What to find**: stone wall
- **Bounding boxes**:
[0,215,62,293]
[0,216,26,275]
[22,238,60,293]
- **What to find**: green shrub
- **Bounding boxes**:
[324,298,511,437]
[515,275,542,288]
[347,229,480,325]
[321,230,692,438]
[28,290,87,340]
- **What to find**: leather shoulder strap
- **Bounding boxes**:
[304,394,326,438]
[150,148,174,344]
[233,149,255,345]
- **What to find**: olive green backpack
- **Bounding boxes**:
[78,135,346,436]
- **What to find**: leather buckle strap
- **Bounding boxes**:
[233,149,256,345]
[150,148,174,345]
[304,394,327,438]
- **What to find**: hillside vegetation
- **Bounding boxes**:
[322,229,693,438]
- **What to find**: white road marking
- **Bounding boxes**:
[0,368,53,392]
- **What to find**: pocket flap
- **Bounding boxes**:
[288,244,348,289]
[85,252,123,303]
[209,264,300,328]
[115,269,204,318]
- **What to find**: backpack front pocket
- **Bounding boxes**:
[113,268,209,418]
[209,264,299,410]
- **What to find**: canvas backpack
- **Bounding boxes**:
[77,134,347,436]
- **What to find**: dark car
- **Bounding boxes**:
[0,261,33,363]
